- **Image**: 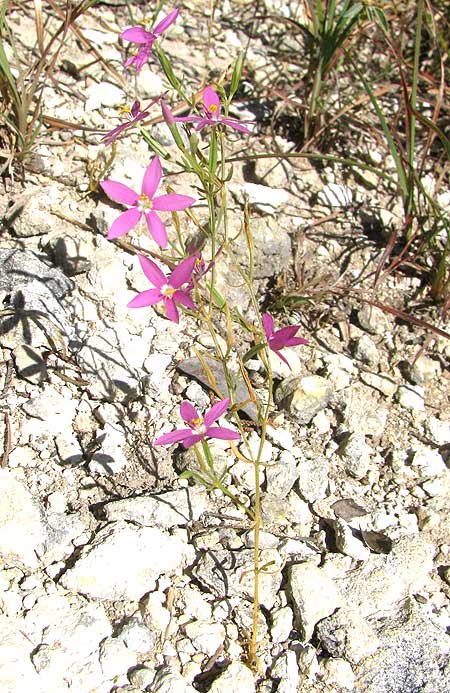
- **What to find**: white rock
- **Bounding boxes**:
[288,561,341,641]
[0,470,48,569]
[151,665,196,692]
[89,423,128,475]
[396,384,425,411]
[320,657,355,690]
[271,606,294,643]
[184,620,225,657]
[242,182,290,213]
[425,416,450,446]
[0,616,45,692]
[105,488,208,528]
[334,518,371,561]
[99,636,137,680]
[85,82,124,110]
[318,183,353,207]
[411,448,447,479]
[118,617,156,653]
[208,660,255,693]
[59,521,194,600]
[270,650,300,693]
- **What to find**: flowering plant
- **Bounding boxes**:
[154,398,240,448]
[100,156,195,247]
[121,8,179,72]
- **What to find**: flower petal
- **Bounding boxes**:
[100,180,138,206]
[164,297,179,323]
[206,426,241,441]
[145,210,167,248]
[221,117,252,134]
[169,255,196,288]
[173,290,196,311]
[142,157,162,199]
[180,401,200,423]
[273,348,292,370]
[107,208,141,239]
[262,313,274,340]
[154,428,193,446]
[173,115,204,123]
[153,8,179,35]
[285,336,308,347]
[127,288,162,308]
[121,26,153,44]
[204,398,231,427]
[203,86,221,118]
[138,255,166,288]
[153,193,196,212]
[100,122,130,146]
[182,434,204,449]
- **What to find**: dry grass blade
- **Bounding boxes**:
[34,0,44,55]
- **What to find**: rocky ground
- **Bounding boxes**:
[1,1,450,692]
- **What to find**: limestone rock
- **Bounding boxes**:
[276,375,332,424]
[59,521,194,600]
[288,560,341,641]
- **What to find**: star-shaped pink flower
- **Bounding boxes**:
[100,98,160,146]
[262,312,308,369]
[100,156,195,248]
[174,86,253,134]
[154,397,241,448]
[121,9,179,72]
[128,254,196,323]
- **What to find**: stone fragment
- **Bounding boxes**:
[410,447,447,479]
[105,488,208,528]
[271,606,294,643]
[55,433,84,466]
[355,600,450,693]
[193,548,282,609]
[45,230,93,275]
[0,470,48,569]
[13,344,48,384]
[318,183,353,207]
[405,356,440,385]
[339,433,373,480]
[265,450,300,496]
[0,616,45,692]
[337,536,434,617]
[333,518,371,561]
[99,636,137,680]
[360,371,397,397]
[270,651,300,693]
[320,657,355,691]
[396,384,425,411]
[357,305,389,335]
[276,375,332,424]
[240,182,290,213]
[85,81,124,109]
[184,620,225,657]
[425,416,450,446]
[59,521,194,600]
[317,608,381,664]
[353,334,380,368]
[89,423,128,475]
[288,560,341,641]
[117,617,156,654]
[208,661,255,693]
[150,665,196,693]
[296,454,329,501]
[24,593,111,691]
[336,383,387,436]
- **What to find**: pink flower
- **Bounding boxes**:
[262,313,308,369]
[174,86,253,134]
[128,254,196,323]
[154,397,241,448]
[100,98,160,146]
[121,9,179,72]
[100,156,195,248]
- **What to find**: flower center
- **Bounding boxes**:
[190,416,206,434]
[161,283,176,298]
[207,103,218,118]
[138,193,153,212]
[118,104,132,116]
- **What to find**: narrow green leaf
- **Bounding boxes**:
[229,52,244,100]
